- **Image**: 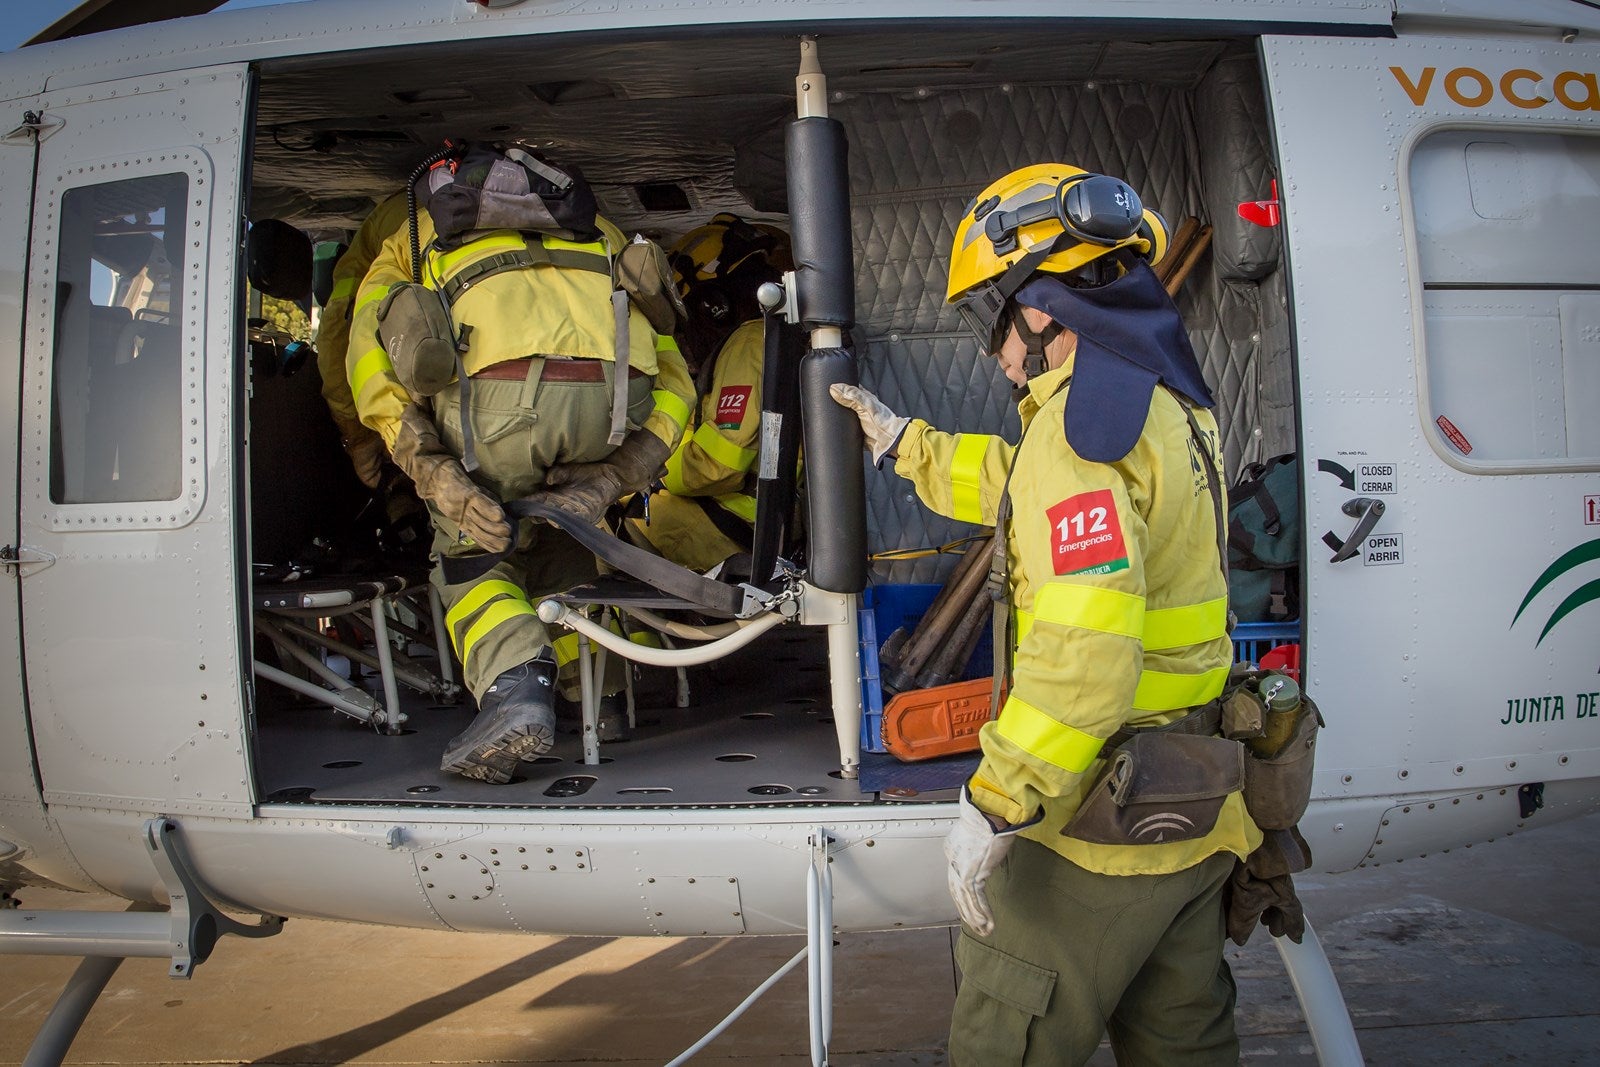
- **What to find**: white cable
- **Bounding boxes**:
[663,946,808,1067]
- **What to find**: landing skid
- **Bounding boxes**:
[0,819,283,1067]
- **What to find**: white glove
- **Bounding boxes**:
[944,786,1025,936]
[829,382,910,467]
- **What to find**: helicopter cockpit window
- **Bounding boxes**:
[49,171,189,504]
[1411,130,1600,470]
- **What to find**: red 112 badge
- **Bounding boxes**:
[715,386,752,428]
[1047,489,1128,576]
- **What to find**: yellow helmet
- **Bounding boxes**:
[669,214,792,365]
[946,163,1168,352]
[669,213,792,296]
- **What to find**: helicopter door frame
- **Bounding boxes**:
[17,65,255,820]
[1262,33,1600,862]
[0,101,70,873]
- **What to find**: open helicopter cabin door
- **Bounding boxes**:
[17,65,255,838]
[1262,32,1600,857]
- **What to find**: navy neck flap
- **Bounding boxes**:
[1015,262,1213,463]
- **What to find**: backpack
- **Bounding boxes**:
[1227,453,1300,622]
[417,141,600,248]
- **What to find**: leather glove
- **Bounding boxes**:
[533,428,673,526]
[944,786,1027,936]
[341,428,388,490]
[830,383,910,467]
[1224,827,1311,946]
[390,405,513,553]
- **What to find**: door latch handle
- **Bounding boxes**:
[1322,497,1386,563]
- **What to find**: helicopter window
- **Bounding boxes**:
[49,171,188,504]
[1411,130,1600,469]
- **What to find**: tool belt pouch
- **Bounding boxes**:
[376,283,459,398]
[1242,695,1321,830]
[1061,733,1245,846]
[1221,684,1267,740]
[615,238,687,335]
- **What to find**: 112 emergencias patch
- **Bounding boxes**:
[1047,489,1128,575]
[715,386,752,428]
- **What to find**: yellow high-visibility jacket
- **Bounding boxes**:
[348,213,692,453]
[314,191,409,450]
[893,354,1261,876]
[661,319,765,521]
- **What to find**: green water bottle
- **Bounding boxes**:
[1249,674,1302,759]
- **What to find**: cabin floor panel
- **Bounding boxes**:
[252,626,901,808]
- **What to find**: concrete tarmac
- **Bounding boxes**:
[3,811,1597,1066]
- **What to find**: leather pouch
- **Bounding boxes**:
[1242,695,1321,830]
[376,282,459,397]
[1062,732,1245,846]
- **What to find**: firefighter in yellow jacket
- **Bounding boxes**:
[626,215,791,573]
[349,144,693,783]
[315,191,409,489]
[833,163,1261,1064]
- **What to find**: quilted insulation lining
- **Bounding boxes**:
[836,79,1278,584]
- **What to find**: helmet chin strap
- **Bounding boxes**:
[1012,308,1065,382]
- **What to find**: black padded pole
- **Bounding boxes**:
[801,347,867,593]
[785,117,855,330]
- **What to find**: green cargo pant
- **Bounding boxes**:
[949,840,1239,1067]
[429,364,653,701]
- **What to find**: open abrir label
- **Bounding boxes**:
[1364,533,1403,566]
[1356,462,1397,494]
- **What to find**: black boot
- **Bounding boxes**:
[441,656,557,783]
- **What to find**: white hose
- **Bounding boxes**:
[537,601,785,667]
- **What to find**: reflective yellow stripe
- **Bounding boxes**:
[715,492,757,523]
[630,630,663,648]
[354,283,391,316]
[459,599,538,668]
[994,694,1105,773]
[661,444,689,496]
[692,423,757,473]
[1031,583,1144,640]
[444,580,525,646]
[652,389,691,431]
[544,236,609,255]
[349,347,394,398]
[1143,596,1229,651]
[1132,664,1231,712]
[949,434,989,524]
[1014,607,1033,645]
[330,276,357,303]
[552,631,580,667]
[656,334,681,355]
[430,232,527,276]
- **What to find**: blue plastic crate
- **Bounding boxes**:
[857,583,994,753]
[1231,620,1300,667]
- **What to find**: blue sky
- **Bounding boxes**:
[3,0,300,52]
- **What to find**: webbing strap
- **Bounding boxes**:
[436,243,610,306]
[690,494,756,551]
[610,290,630,446]
[1183,403,1229,596]
[438,499,745,617]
